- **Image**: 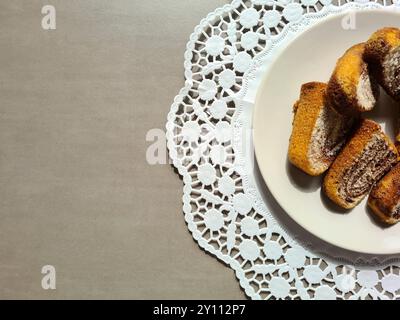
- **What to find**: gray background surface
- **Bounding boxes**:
[0,0,244,299]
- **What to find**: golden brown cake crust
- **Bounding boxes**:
[326,43,380,115]
[288,82,327,176]
[323,119,398,209]
[364,27,400,101]
[368,163,400,225]
[364,27,400,63]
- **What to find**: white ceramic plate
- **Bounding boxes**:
[253,10,400,255]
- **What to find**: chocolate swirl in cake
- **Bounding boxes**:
[382,48,400,100]
[339,135,398,205]
[309,103,355,169]
[323,119,398,209]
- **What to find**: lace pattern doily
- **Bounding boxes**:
[166,0,400,300]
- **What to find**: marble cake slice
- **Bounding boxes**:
[323,119,398,209]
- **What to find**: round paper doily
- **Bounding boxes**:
[166,0,400,300]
